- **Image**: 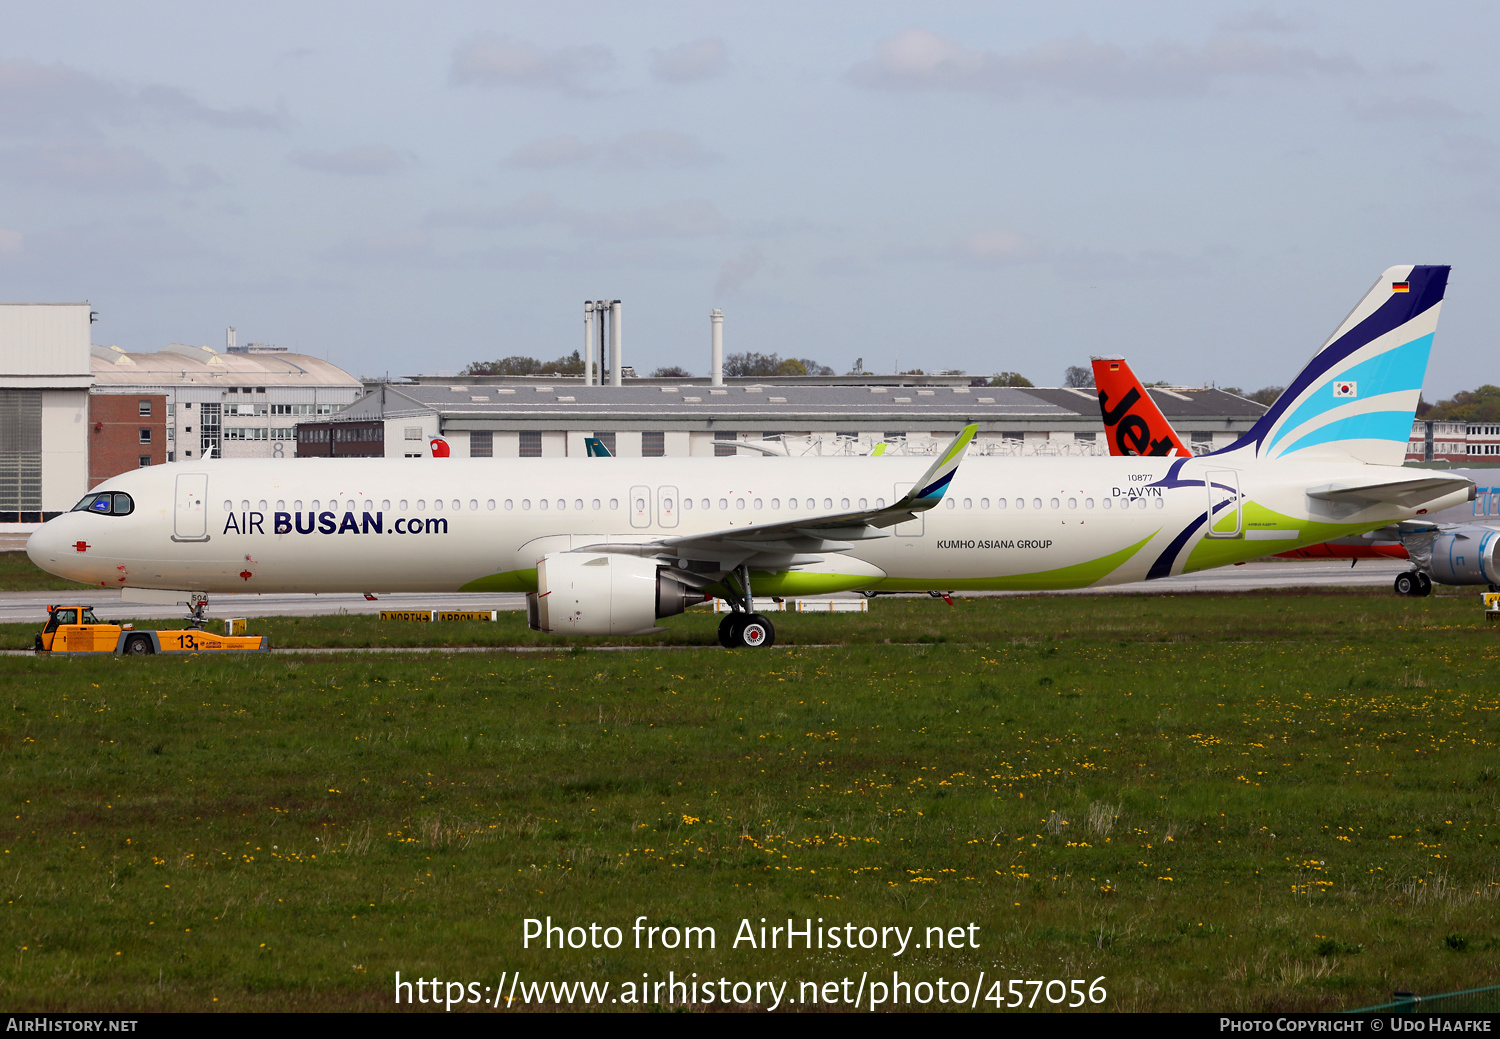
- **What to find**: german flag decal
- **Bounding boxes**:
[1392,282,1410,292]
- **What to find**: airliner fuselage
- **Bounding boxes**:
[27,454,1459,597]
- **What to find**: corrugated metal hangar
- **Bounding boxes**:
[307,377,1267,459]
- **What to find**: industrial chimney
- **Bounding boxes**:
[710,309,723,387]
[609,300,622,387]
[583,302,595,386]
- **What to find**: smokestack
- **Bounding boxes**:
[710,309,724,387]
[226,326,236,353]
[583,302,595,386]
[609,300,622,386]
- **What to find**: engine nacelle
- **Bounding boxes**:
[1429,527,1500,586]
[527,552,705,635]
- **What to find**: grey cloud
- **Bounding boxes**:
[134,84,283,130]
[651,38,729,83]
[952,230,1049,265]
[450,33,613,93]
[426,192,570,229]
[848,28,1359,99]
[608,130,718,167]
[323,226,433,264]
[715,245,764,293]
[0,218,223,274]
[0,143,171,191]
[888,230,1049,267]
[504,130,718,169]
[504,135,597,168]
[1434,134,1499,176]
[292,145,410,175]
[1053,248,1211,282]
[1347,95,1464,121]
[0,58,282,134]
[593,199,729,238]
[1219,9,1303,33]
[426,193,729,239]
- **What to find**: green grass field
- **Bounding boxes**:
[1,592,1498,1013]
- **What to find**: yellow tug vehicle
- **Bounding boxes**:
[34,605,270,655]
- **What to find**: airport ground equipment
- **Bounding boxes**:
[33,605,269,655]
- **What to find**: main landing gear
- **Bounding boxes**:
[716,563,776,649]
[1394,571,1432,597]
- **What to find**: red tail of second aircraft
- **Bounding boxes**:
[1089,357,1192,458]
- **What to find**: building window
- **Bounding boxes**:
[592,431,616,455]
[138,456,151,467]
[139,428,151,444]
[271,427,295,440]
[199,402,221,459]
[404,426,422,441]
[714,431,737,457]
[224,427,268,441]
[167,451,174,462]
[138,400,152,416]
[519,431,542,457]
[643,431,665,457]
[471,430,493,458]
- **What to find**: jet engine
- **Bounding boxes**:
[527,552,706,635]
[1428,527,1500,586]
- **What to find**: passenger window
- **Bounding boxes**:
[81,609,99,624]
[54,609,78,625]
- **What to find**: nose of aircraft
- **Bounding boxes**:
[26,517,68,575]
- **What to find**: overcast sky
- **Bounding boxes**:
[0,1,1494,396]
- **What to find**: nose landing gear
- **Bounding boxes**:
[1394,571,1432,597]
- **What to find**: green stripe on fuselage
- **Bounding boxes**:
[459,569,538,593]
[873,533,1155,592]
[1182,501,1387,573]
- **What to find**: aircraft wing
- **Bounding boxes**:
[1306,474,1475,509]
[576,424,977,571]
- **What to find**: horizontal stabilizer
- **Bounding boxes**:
[1306,474,1474,509]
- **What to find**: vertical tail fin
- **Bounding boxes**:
[1221,265,1448,465]
[1090,356,1193,457]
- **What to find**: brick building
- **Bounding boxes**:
[88,393,166,487]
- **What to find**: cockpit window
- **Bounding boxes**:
[71,492,133,516]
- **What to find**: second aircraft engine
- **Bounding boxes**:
[527,552,705,635]
[1428,527,1500,586]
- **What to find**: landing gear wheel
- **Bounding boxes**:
[123,634,154,656]
[717,614,742,648]
[735,614,775,649]
[1394,572,1419,596]
[1415,572,1433,597]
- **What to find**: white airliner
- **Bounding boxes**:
[27,265,1475,648]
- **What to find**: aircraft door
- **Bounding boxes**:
[173,473,210,542]
[1204,469,1242,538]
[893,482,924,537]
[629,485,651,528]
[657,486,679,529]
